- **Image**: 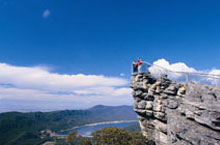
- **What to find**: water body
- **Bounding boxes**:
[59,120,138,137]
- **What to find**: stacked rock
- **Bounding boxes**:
[130,72,220,145]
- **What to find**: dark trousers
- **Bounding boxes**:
[133,65,138,73]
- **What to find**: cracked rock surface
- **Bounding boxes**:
[130,72,220,145]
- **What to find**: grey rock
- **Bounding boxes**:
[131,72,220,145]
[133,102,138,109]
[146,101,153,110]
[154,112,166,121]
[164,85,177,95]
[138,100,146,109]
[144,94,155,101]
[161,94,168,99]
[166,100,178,109]
[146,110,153,116]
[153,104,163,112]
[134,90,142,97]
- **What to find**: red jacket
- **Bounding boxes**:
[137,59,141,65]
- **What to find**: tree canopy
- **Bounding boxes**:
[92,127,146,145]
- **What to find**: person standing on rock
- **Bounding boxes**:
[137,57,142,72]
[132,60,138,73]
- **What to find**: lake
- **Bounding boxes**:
[58,120,138,137]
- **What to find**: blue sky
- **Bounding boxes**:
[1,0,220,112]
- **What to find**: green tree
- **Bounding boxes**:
[129,132,147,145]
[66,131,78,145]
[80,137,92,145]
[92,127,146,145]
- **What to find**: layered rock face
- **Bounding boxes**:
[130,72,220,145]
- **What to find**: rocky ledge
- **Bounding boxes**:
[130,72,220,145]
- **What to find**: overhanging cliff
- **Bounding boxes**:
[131,72,220,145]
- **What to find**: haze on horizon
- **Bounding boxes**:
[1,0,220,112]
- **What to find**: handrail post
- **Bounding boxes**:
[215,78,218,86]
[186,73,189,82]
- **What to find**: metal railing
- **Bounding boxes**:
[132,61,220,86]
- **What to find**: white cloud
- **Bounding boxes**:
[209,69,220,76]
[149,59,196,78]
[113,88,131,96]
[42,9,50,18]
[149,58,220,84]
[0,63,132,112]
[0,63,127,91]
[120,73,125,77]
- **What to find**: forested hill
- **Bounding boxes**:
[0,105,137,145]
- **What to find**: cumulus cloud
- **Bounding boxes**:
[42,9,50,18]
[0,63,132,112]
[209,69,220,76]
[149,59,220,84]
[149,59,196,78]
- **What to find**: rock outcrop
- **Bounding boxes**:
[130,72,220,145]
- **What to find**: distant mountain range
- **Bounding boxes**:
[0,105,137,145]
